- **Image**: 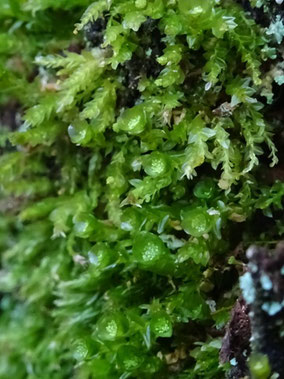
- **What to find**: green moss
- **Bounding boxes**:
[0,0,283,378]
[249,353,271,379]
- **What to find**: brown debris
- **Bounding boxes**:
[220,297,251,378]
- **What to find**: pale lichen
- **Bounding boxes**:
[240,272,256,304]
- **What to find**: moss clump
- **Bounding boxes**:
[0,0,283,377]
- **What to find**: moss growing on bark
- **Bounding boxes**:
[0,0,283,377]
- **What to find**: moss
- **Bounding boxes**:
[0,0,283,378]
